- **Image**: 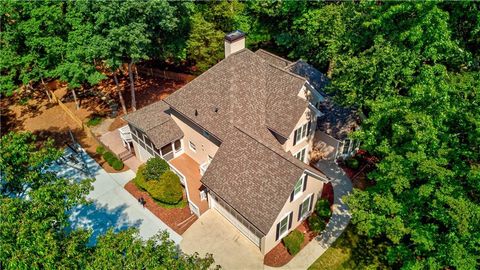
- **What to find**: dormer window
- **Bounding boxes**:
[293,121,312,145]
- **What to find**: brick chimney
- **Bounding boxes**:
[224,30,245,58]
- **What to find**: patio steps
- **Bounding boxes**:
[119,149,135,161]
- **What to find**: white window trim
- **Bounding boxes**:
[294,147,307,163]
[277,211,291,240]
[189,141,197,152]
[299,194,312,220]
[292,174,306,201]
[294,122,311,145]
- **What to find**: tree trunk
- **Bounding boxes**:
[114,72,127,115]
[327,58,336,79]
[41,78,52,102]
[71,89,80,110]
[128,61,136,111]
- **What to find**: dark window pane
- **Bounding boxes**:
[174,140,181,151]
[161,143,173,155]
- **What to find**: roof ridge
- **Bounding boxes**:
[255,49,292,65]
[268,61,308,82]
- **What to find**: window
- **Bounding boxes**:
[293,175,305,199]
[298,195,313,221]
[174,140,182,152]
[161,143,173,155]
[202,130,210,138]
[293,122,311,145]
[276,213,291,240]
[294,148,306,162]
[189,141,196,152]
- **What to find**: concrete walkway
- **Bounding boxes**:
[265,160,353,270]
[54,146,182,245]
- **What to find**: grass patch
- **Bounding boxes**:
[86,116,102,127]
[153,197,188,209]
[308,226,358,270]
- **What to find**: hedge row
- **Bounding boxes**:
[96,145,124,171]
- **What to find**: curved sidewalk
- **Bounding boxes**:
[265,160,353,270]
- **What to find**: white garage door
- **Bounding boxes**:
[210,196,261,247]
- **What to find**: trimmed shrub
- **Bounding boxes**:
[134,165,148,190]
[282,230,304,255]
[345,157,360,169]
[146,171,183,205]
[96,146,106,155]
[103,151,116,164]
[315,199,331,220]
[111,159,124,171]
[144,157,169,181]
[308,214,326,233]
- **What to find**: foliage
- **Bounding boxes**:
[86,116,102,127]
[146,171,183,205]
[345,157,359,170]
[133,165,148,191]
[111,159,124,171]
[315,199,331,220]
[308,215,326,234]
[282,230,304,256]
[144,157,169,181]
[102,151,115,164]
[102,151,123,171]
[0,132,215,269]
[96,145,105,155]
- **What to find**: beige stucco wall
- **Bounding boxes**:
[282,107,317,163]
[170,111,220,166]
[225,38,245,58]
[261,172,325,254]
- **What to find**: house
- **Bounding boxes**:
[122,31,356,255]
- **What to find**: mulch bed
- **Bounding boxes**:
[124,180,197,235]
[264,221,318,267]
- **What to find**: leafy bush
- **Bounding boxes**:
[315,199,331,220]
[102,151,116,164]
[96,146,105,155]
[134,165,148,190]
[144,157,169,181]
[111,159,124,171]
[345,157,360,169]
[86,116,102,127]
[282,230,304,255]
[308,214,326,233]
[146,171,183,205]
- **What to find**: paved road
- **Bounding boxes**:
[265,160,353,270]
[53,146,182,245]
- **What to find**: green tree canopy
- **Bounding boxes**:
[0,132,216,269]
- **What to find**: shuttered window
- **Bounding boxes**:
[275,212,291,241]
[293,121,311,146]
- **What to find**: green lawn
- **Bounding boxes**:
[308,226,358,270]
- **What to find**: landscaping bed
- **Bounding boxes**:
[264,221,317,267]
[124,180,196,235]
[338,150,377,190]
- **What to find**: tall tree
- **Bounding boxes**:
[0,132,216,269]
[93,0,179,111]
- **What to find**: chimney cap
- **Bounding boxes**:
[225,30,245,42]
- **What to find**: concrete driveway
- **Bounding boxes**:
[52,145,182,245]
[180,210,264,270]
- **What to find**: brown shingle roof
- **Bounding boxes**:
[201,127,305,234]
[164,49,307,141]
[255,49,292,68]
[123,101,183,148]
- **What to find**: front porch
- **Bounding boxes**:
[170,154,210,215]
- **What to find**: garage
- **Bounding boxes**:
[209,193,262,247]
